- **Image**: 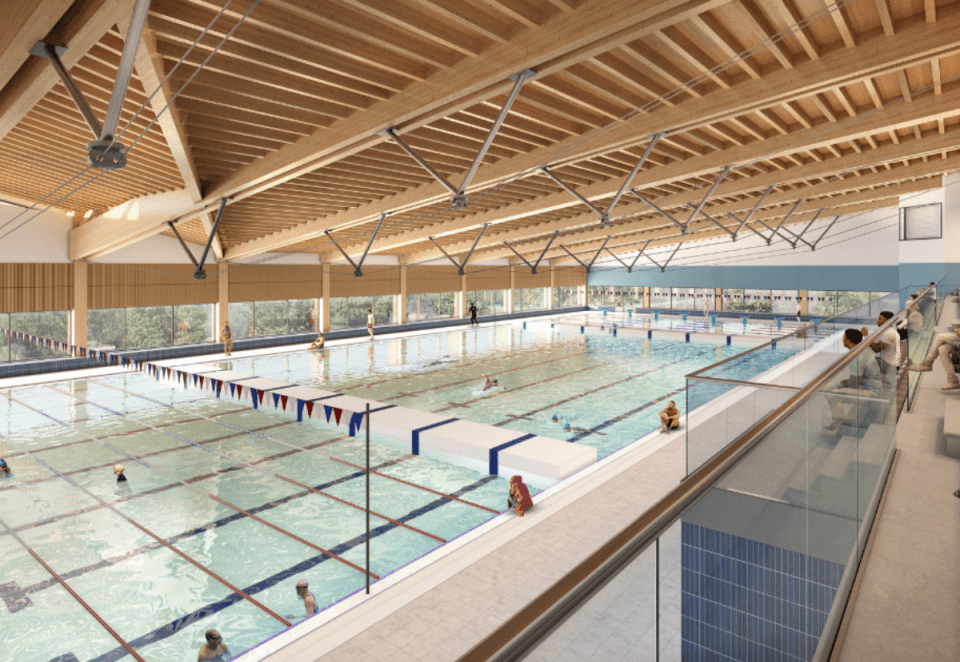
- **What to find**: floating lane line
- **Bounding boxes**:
[0,511,147,662]
[90,379,499,515]
[0,391,379,580]
[0,430,291,626]
[46,385,446,545]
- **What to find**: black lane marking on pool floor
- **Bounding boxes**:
[0,406,250,485]
[3,452,420,612]
[567,386,687,443]
[492,347,716,438]
[0,419,293,495]
[71,475,500,662]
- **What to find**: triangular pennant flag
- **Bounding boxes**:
[324,405,333,423]
[332,407,343,425]
[297,399,305,421]
[273,393,280,409]
[193,374,198,386]
[349,412,364,437]
[230,383,236,397]
[236,385,243,398]
[305,401,315,418]
[280,395,288,411]
[250,388,258,409]
[199,376,204,388]
[258,389,265,405]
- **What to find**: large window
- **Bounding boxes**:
[0,311,70,361]
[722,289,773,313]
[227,301,255,339]
[553,286,582,308]
[515,287,547,312]
[672,287,696,310]
[900,203,941,240]
[90,305,215,351]
[406,292,455,322]
[650,288,671,309]
[806,291,879,318]
[329,295,396,330]
[174,304,214,345]
[466,290,506,316]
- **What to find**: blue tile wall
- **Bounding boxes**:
[681,521,844,662]
[0,307,587,380]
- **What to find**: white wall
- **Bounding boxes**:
[93,233,200,264]
[0,203,72,262]
[897,185,945,265]
[591,205,900,270]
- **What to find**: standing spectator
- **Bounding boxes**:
[469,302,479,326]
[220,322,233,356]
[861,311,900,388]
[702,297,710,319]
[796,302,803,323]
[367,309,374,341]
[909,327,960,390]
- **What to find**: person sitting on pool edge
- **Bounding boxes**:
[508,475,533,517]
[296,579,318,616]
[481,374,503,392]
[198,629,230,662]
[114,464,126,482]
[0,458,10,476]
[309,331,325,350]
[659,401,681,433]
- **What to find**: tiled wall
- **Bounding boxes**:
[680,522,844,662]
[0,307,587,379]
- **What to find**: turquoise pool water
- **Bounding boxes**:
[0,323,796,662]
[210,326,798,460]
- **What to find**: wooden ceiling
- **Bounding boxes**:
[1,0,959,268]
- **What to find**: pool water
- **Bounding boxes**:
[0,323,796,662]
[210,326,798,460]
[0,375,517,662]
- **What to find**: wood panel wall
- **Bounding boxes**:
[0,264,73,312]
[553,265,586,287]
[514,266,551,289]
[89,264,217,308]
[406,265,462,294]
[465,265,510,291]
[329,264,400,297]
[228,264,321,302]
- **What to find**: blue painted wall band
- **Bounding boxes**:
[490,433,536,475]
[411,418,458,455]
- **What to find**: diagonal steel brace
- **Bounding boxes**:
[380,70,535,210]
[765,198,804,244]
[686,204,735,237]
[629,240,652,271]
[430,224,488,275]
[559,245,589,270]
[633,192,686,232]
[684,165,733,231]
[604,248,631,271]
[789,209,825,248]
[195,198,228,279]
[325,213,388,277]
[503,230,558,274]
[726,185,775,240]
[811,214,841,250]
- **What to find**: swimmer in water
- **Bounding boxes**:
[0,459,10,476]
[197,629,230,662]
[296,579,318,616]
[551,414,562,422]
[114,464,126,482]
[480,374,503,392]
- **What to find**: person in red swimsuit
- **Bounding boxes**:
[508,475,533,517]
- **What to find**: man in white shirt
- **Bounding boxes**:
[367,308,374,341]
[861,311,900,388]
[824,329,884,436]
[909,326,960,390]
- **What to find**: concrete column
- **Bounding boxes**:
[548,262,555,308]
[321,263,331,332]
[508,264,516,313]
[714,287,722,311]
[799,290,809,315]
[458,274,466,317]
[399,265,408,323]
[71,260,88,348]
[643,286,651,308]
[217,262,229,332]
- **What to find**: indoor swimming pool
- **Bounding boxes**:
[0,323,797,662]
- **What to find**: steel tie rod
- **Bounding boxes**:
[0,430,291,626]
[1,391,379,579]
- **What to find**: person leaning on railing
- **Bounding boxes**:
[908,326,960,391]
[823,329,883,438]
